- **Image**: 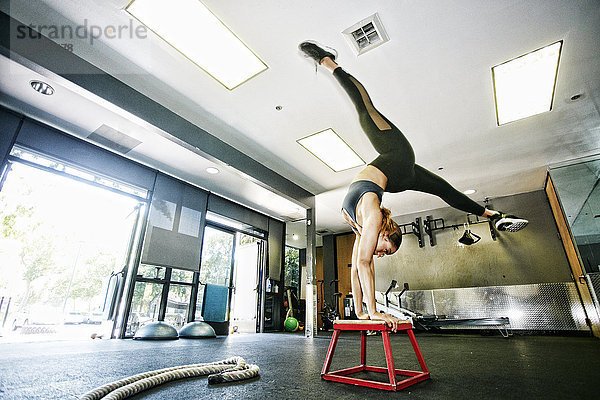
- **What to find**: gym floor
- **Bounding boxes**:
[1,331,599,399]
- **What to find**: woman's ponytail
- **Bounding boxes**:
[380,206,402,249]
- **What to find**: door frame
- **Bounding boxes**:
[545,172,600,337]
[229,234,265,333]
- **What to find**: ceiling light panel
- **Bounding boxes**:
[297,129,364,172]
[126,0,267,90]
[492,41,562,125]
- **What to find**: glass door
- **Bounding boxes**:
[124,265,196,336]
[165,268,195,330]
[230,234,264,333]
[196,226,235,322]
[126,275,164,336]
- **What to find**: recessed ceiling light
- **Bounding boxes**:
[463,189,476,195]
[292,234,299,240]
[30,80,54,95]
[206,167,220,174]
[492,41,562,125]
[126,0,267,90]
[566,93,585,103]
[297,129,364,172]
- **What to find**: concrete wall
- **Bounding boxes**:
[370,190,572,291]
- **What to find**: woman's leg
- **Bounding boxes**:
[330,66,414,157]
[411,164,487,216]
[410,165,531,231]
[324,59,419,191]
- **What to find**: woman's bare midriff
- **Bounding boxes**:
[351,165,388,188]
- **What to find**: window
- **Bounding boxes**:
[284,246,300,293]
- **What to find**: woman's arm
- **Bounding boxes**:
[350,234,369,319]
[354,194,399,331]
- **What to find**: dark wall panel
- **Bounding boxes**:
[322,234,337,312]
[207,195,269,232]
[268,218,284,278]
[0,107,22,170]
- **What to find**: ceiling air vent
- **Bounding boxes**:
[342,13,389,56]
[88,125,142,154]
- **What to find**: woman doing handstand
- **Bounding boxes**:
[299,41,529,331]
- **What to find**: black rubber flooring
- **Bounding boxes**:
[1,331,599,399]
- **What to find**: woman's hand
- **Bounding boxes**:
[368,311,399,332]
[356,310,370,320]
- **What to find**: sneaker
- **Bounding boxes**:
[298,40,337,64]
[492,213,529,232]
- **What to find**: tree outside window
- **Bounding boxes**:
[284,246,300,293]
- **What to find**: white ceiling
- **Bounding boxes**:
[1,0,599,237]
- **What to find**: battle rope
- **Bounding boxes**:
[79,356,259,400]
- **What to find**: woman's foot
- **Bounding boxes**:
[298,40,337,64]
[490,212,529,232]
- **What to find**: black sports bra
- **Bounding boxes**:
[341,180,384,230]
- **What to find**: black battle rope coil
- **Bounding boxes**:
[79,356,260,400]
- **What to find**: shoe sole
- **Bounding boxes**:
[496,218,529,232]
[299,40,338,62]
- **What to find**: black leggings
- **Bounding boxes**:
[333,67,485,216]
